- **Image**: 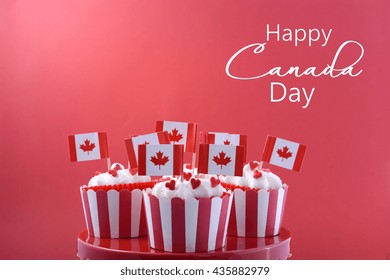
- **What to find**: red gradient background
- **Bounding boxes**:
[1,0,389,259]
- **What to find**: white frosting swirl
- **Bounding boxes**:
[221,161,285,190]
[151,177,225,199]
[87,163,151,186]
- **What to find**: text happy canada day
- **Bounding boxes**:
[225,24,365,109]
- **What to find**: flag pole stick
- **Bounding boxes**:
[191,153,196,175]
[175,174,183,182]
[106,157,111,170]
[258,161,263,170]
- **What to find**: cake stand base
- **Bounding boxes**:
[77,227,291,260]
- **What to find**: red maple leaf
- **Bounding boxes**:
[169,128,183,143]
[277,146,293,161]
[79,139,95,155]
[223,139,231,145]
[212,151,231,169]
[150,150,170,169]
[143,141,150,145]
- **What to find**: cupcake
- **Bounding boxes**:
[80,163,155,238]
[143,175,233,252]
[221,161,288,238]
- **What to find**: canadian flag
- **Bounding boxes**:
[124,131,170,169]
[261,136,307,172]
[68,132,109,162]
[138,144,183,176]
[201,132,247,147]
[201,132,247,162]
[198,144,245,176]
[156,120,198,153]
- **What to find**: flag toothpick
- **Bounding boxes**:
[106,157,111,171]
[138,144,184,176]
[191,153,197,175]
[125,131,170,169]
[261,135,307,172]
[68,131,110,169]
[156,120,198,153]
[198,144,245,176]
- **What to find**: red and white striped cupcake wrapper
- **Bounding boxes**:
[227,186,288,237]
[80,187,148,238]
[143,193,233,253]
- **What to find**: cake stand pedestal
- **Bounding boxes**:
[77,227,291,260]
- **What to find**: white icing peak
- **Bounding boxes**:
[151,176,226,199]
[87,163,151,187]
[221,161,285,190]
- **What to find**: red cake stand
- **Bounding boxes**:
[77,227,291,260]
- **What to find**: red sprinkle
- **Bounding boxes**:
[165,180,176,190]
[108,169,118,177]
[210,176,220,188]
[183,172,192,181]
[253,169,262,179]
[113,164,122,171]
[249,161,260,170]
[190,178,201,189]
[185,163,192,169]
